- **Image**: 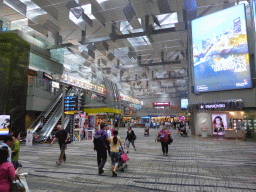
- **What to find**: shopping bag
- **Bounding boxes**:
[10,175,25,192]
[167,136,173,145]
[121,153,129,162]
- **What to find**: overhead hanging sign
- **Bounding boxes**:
[152,102,171,106]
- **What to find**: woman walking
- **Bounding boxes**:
[0,147,16,192]
[125,126,136,153]
[108,130,122,177]
[157,126,171,156]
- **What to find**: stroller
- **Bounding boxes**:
[118,147,129,172]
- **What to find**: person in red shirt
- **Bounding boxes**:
[157,126,171,156]
[0,147,16,192]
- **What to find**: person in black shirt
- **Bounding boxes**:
[51,125,69,165]
[125,126,136,153]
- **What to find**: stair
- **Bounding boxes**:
[36,97,62,133]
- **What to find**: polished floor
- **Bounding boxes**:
[18,128,256,192]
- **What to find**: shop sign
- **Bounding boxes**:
[153,102,171,106]
[43,72,53,80]
[200,104,226,109]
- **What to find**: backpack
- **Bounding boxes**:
[94,131,106,150]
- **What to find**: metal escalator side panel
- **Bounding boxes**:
[36,89,74,142]
[31,92,63,134]
[64,115,70,130]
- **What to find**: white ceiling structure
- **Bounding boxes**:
[0,0,241,99]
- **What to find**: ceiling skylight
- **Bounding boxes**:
[81,4,95,20]
[96,0,108,4]
[127,36,150,47]
[154,12,178,29]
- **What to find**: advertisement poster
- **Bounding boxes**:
[0,115,10,135]
[212,114,227,136]
[124,107,136,115]
[192,4,252,93]
[181,99,188,109]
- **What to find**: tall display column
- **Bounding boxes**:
[0,33,30,134]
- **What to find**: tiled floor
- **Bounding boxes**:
[18,128,256,192]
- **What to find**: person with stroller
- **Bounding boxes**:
[107,130,122,177]
[157,126,171,156]
[125,126,136,153]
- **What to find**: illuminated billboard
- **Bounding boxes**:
[181,99,188,109]
[0,115,10,136]
[192,4,252,93]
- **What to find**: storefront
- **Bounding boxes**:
[84,108,122,128]
[189,100,248,138]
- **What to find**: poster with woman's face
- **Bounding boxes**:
[212,114,227,135]
[0,115,10,135]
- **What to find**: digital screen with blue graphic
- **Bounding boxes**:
[192,4,252,93]
[64,96,78,111]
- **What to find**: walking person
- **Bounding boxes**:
[0,147,17,192]
[93,124,109,175]
[107,130,122,177]
[125,126,136,154]
[51,125,69,165]
[157,126,171,156]
[0,135,14,162]
[11,131,22,171]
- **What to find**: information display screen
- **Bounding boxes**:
[0,115,10,135]
[192,4,252,93]
[181,99,188,109]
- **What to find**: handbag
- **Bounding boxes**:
[121,153,129,162]
[167,136,173,145]
[133,134,137,140]
[10,175,25,192]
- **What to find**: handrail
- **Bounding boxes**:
[31,92,63,133]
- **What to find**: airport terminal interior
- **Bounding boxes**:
[0,0,256,191]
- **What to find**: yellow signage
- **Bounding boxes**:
[83,108,122,114]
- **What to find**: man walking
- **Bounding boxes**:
[51,125,69,165]
[94,124,108,175]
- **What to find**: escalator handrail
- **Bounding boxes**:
[31,92,63,133]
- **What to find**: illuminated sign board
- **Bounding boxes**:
[192,4,252,93]
[152,102,171,106]
[200,104,226,109]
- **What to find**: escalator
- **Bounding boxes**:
[32,90,73,143]
[31,92,63,134]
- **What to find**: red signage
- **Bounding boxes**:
[152,102,171,106]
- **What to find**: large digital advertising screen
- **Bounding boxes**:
[212,114,227,136]
[0,115,10,135]
[192,4,252,93]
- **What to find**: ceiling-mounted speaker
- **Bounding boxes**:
[66,1,83,19]
[87,43,96,52]
[43,20,60,35]
[123,3,136,22]
[157,0,172,14]
[107,53,115,61]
